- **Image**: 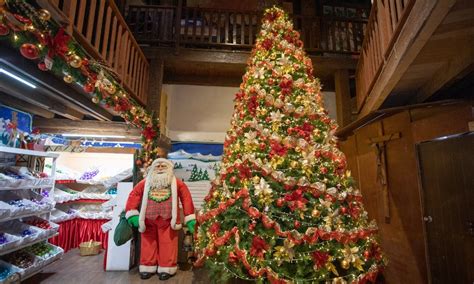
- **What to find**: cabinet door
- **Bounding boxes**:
[417,133,474,284]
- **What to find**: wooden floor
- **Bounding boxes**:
[24,249,211,284]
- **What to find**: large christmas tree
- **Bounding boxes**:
[195,7,384,284]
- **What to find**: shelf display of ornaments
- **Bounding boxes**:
[0,147,60,282]
[0,166,53,190]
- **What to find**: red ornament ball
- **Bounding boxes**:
[20,43,40,60]
[84,82,95,93]
[0,23,9,36]
[294,220,301,229]
[363,250,371,259]
[37,62,48,71]
[276,198,285,207]
[229,176,237,184]
[340,207,347,214]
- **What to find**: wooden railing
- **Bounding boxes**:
[126,5,367,54]
[355,0,415,110]
[43,0,149,105]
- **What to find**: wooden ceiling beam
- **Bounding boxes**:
[33,118,142,138]
[0,81,84,120]
[143,47,357,71]
[0,92,55,119]
[0,46,112,121]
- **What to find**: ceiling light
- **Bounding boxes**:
[62,133,127,139]
[0,68,36,89]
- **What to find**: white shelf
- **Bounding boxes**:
[0,146,59,158]
[0,209,51,223]
[0,233,59,256]
[20,250,64,282]
[0,178,55,190]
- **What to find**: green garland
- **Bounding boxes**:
[0,0,161,167]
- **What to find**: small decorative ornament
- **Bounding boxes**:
[84,82,95,93]
[63,74,73,83]
[24,23,35,32]
[37,62,48,71]
[341,259,350,269]
[0,23,9,36]
[69,54,83,68]
[20,43,39,59]
[91,96,99,104]
[107,84,117,94]
[38,9,51,21]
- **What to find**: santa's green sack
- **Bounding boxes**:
[114,211,133,246]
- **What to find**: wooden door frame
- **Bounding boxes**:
[414,131,473,284]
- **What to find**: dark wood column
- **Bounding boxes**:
[146,58,164,115]
[334,69,352,127]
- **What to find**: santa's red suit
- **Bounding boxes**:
[125,161,195,275]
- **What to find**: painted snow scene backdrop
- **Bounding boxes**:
[169,150,221,209]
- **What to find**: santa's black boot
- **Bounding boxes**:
[140,272,154,280]
[158,273,175,280]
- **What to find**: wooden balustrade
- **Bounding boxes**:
[43,0,149,105]
[127,5,367,54]
[355,0,415,110]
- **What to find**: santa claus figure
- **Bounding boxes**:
[126,158,196,280]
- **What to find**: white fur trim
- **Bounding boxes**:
[184,214,196,223]
[138,178,151,233]
[139,265,157,273]
[170,177,180,230]
[125,210,139,219]
[158,266,177,274]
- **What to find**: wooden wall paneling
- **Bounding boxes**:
[410,103,472,143]
[353,122,383,227]
[382,111,428,284]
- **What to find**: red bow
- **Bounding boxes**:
[250,236,269,259]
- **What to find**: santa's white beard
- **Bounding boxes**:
[146,168,173,189]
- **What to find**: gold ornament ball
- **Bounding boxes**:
[38,9,51,21]
[290,161,299,168]
[92,97,100,104]
[341,259,350,269]
[252,176,261,184]
[311,209,320,217]
[107,84,117,94]
[24,24,35,32]
[212,191,219,198]
[69,55,83,68]
[63,74,73,83]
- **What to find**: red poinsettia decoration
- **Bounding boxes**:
[238,164,252,179]
[142,126,157,141]
[114,97,131,112]
[279,77,293,96]
[234,90,245,101]
[261,38,273,50]
[247,95,258,115]
[312,251,329,269]
[270,141,287,157]
[250,236,269,259]
[45,28,71,59]
[284,188,308,211]
[264,10,280,22]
